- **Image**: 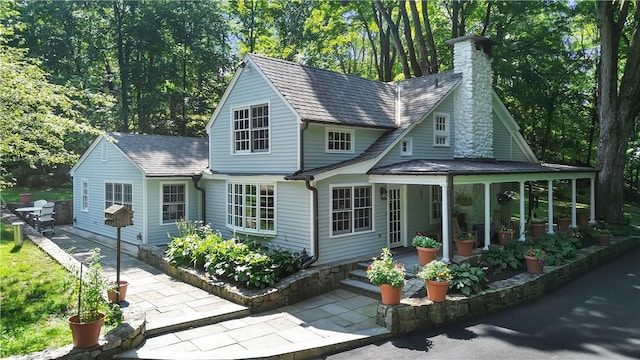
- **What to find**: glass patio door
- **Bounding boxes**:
[387,186,403,248]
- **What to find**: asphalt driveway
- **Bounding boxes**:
[324,245,640,360]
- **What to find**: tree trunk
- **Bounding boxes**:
[595,1,640,224]
[421,1,438,73]
[373,1,411,79]
[408,0,429,75]
[399,1,421,77]
[113,1,130,132]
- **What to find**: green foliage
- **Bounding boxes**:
[165,221,301,289]
[480,247,520,275]
[366,248,406,288]
[75,248,110,323]
[448,263,487,296]
[417,260,452,282]
[412,233,440,248]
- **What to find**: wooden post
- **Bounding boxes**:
[116,226,121,303]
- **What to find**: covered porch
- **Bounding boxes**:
[369,159,597,263]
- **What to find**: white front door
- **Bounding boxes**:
[387,186,403,248]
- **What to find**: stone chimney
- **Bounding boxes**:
[446,35,495,159]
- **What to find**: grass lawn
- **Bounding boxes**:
[1,186,72,203]
[0,218,75,357]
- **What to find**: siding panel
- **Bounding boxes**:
[304,124,386,169]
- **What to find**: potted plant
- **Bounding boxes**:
[496,190,516,205]
[107,280,129,304]
[19,193,31,204]
[68,248,110,349]
[412,232,440,265]
[498,224,513,245]
[417,260,452,302]
[556,208,572,232]
[366,248,406,305]
[593,228,612,246]
[577,209,590,226]
[455,190,473,206]
[523,248,545,274]
[455,232,476,256]
[529,216,547,239]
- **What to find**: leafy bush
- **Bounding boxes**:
[479,247,519,274]
[166,221,301,289]
[448,263,487,296]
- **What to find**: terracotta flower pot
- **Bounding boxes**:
[455,239,475,257]
[529,223,546,239]
[379,284,403,305]
[598,237,610,246]
[557,217,571,232]
[498,231,512,245]
[523,255,544,274]
[426,280,449,302]
[107,280,129,303]
[19,193,31,204]
[68,313,105,349]
[577,212,590,226]
[416,246,439,266]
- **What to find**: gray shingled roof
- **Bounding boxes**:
[108,132,208,177]
[249,54,397,129]
[285,72,461,179]
[368,159,596,176]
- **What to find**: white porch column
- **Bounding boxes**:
[484,182,491,250]
[441,184,450,263]
[519,181,526,241]
[547,180,554,234]
[590,177,596,223]
[571,179,577,228]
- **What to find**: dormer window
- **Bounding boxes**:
[326,128,354,153]
[233,103,269,154]
[434,113,450,147]
[401,138,412,156]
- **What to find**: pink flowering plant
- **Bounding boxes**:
[366,248,406,288]
[412,232,440,248]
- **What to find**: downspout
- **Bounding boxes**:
[192,172,205,222]
[302,176,319,269]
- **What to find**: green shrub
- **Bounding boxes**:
[480,247,519,274]
[448,263,487,296]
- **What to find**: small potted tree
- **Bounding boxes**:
[412,232,441,265]
[366,248,406,305]
[68,248,110,349]
[498,224,513,245]
[418,260,452,302]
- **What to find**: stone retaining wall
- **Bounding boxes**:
[377,237,640,334]
[138,245,369,313]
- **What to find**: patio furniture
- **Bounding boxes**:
[34,202,55,234]
[29,199,47,221]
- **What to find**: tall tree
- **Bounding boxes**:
[595,0,640,224]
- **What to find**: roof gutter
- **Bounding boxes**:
[302,176,319,269]
[191,172,206,222]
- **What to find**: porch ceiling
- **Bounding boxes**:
[368,159,596,177]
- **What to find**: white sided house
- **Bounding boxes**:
[72,35,597,266]
[70,133,208,248]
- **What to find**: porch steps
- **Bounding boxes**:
[339,263,381,299]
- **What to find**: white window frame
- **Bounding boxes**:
[231,102,270,154]
[325,128,355,153]
[161,183,187,225]
[105,182,133,210]
[81,179,89,212]
[433,112,450,147]
[431,185,442,221]
[226,181,276,235]
[400,138,413,156]
[330,184,374,237]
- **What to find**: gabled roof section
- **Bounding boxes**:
[108,132,208,177]
[249,54,397,129]
[286,72,461,180]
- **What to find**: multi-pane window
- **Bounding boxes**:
[401,138,412,156]
[431,186,442,220]
[81,179,89,211]
[105,182,132,210]
[227,182,275,233]
[326,129,353,152]
[162,184,185,224]
[233,104,269,153]
[434,113,450,147]
[331,185,372,236]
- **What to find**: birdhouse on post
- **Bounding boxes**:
[104,204,134,228]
